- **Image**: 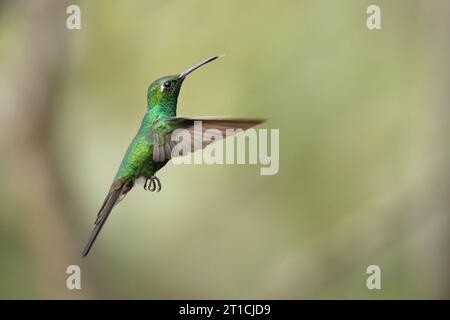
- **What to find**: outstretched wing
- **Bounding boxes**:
[147,117,265,162]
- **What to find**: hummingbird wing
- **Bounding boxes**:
[82,180,132,257]
[147,117,265,162]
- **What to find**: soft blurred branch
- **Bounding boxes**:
[0,0,92,298]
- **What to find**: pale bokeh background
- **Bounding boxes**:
[0,0,448,299]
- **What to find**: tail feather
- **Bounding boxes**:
[82,182,129,257]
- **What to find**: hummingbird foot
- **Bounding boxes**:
[143,176,161,192]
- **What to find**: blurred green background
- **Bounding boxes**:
[0,0,448,299]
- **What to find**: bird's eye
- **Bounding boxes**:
[163,81,172,89]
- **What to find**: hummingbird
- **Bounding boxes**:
[82,56,264,256]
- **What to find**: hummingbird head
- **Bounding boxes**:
[147,56,221,113]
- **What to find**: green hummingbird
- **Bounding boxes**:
[82,56,263,256]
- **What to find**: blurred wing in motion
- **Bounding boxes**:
[147,117,265,162]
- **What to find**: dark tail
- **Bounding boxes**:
[82,182,130,257]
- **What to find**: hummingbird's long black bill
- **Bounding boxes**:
[178,55,222,79]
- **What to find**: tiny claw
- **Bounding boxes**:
[143,179,148,190]
[153,176,161,192]
[156,180,161,192]
[149,178,156,192]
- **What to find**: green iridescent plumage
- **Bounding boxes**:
[82,56,264,256]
